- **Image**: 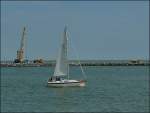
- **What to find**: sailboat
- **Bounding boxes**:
[47,26,86,87]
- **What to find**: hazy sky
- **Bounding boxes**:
[1,1,149,60]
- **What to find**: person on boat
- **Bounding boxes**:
[48,77,52,82]
[58,77,61,81]
[55,77,57,81]
[56,76,60,81]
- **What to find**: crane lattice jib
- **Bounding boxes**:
[20,27,26,51]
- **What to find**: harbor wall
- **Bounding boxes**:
[0,60,149,67]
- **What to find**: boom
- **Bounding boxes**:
[14,27,26,63]
[20,27,26,51]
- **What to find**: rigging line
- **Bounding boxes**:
[67,32,87,79]
[25,28,27,61]
[66,30,70,80]
[73,44,87,79]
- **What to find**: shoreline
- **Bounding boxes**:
[1,60,149,67]
[1,63,149,67]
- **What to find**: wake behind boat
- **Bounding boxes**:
[47,26,86,87]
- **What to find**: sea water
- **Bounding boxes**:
[1,66,149,112]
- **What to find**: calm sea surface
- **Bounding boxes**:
[1,66,149,112]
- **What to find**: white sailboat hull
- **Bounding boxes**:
[47,79,85,87]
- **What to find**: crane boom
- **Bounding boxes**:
[14,27,26,63]
[20,27,26,51]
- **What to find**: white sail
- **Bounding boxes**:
[47,27,86,87]
[53,27,68,76]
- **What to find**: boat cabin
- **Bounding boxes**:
[48,76,61,82]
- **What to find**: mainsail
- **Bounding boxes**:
[53,27,68,76]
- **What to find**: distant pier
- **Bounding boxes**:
[0,60,149,67]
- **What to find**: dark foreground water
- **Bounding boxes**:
[1,66,149,112]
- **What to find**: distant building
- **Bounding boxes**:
[128,59,144,64]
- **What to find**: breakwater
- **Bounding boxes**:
[1,60,149,67]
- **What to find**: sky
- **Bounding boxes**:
[1,1,149,60]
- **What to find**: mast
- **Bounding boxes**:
[66,27,69,79]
